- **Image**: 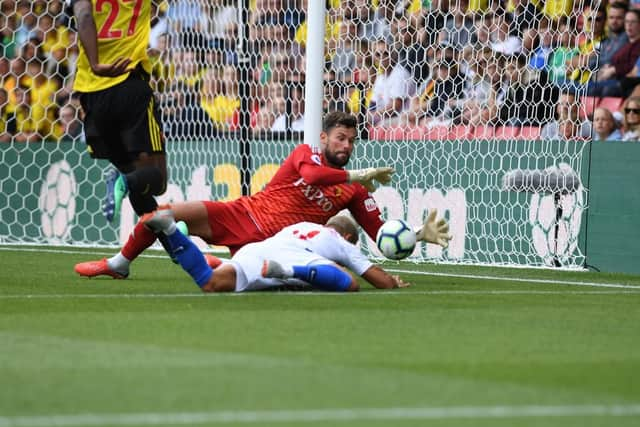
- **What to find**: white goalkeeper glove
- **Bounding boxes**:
[414,210,452,248]
[347,167,395,192]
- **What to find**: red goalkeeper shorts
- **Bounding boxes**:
[202,200,269,255]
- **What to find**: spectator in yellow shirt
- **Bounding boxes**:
[201,65,240,131]
[37,12,71,80]
[8,84,39,143]
[0,88,12,143]
[23,58,58,140]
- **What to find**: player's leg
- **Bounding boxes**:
[150,199,258,257]
[118,152,177,261]
[234,242,358,292]
[74,201,212,278]
[117,152,167,215]
[262,260,358,292]
[107,77,177,262]
[78,90,130,222]
[289,263,358,292]
[224,243,285,292]
[74,199,262,279]
[142,208,213,288]
[105,73,167,221]
[103,168,128,223]
[113,96,167,218]
[171,201,215,241]
[200,265,237,292]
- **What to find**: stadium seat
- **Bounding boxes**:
[579,96,598,120]
[424,125,450,140]
[449,125,473,140]
[598,97,624,113]
[519,126,541,140]
[368,126,388,140]
[387,126,408,141]
[494,126,520,140]
[405,125,426,140]
[369,125,425,141]
[472,125,495,139]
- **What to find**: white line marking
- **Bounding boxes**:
[0,246,173,260]
[2,246,639,289]
[387,268,640,289]
[1,404,639,426]
[1,290,639,300]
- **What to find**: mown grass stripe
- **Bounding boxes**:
[1,404,639,426]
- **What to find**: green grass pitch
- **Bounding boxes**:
[1,245,639,427]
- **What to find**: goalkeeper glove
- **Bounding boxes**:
[414,210,452,248]
[347,167,395,192]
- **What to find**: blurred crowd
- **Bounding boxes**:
[1,0,640,143]
[0,0,78,142]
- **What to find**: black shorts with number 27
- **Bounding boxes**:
[79,70,165,166]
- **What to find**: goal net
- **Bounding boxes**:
[0,0,601,268]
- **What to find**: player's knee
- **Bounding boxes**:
[346,279,359,292]
[128,192,157,216]
[126,166,166,197]
[139,166,166,195]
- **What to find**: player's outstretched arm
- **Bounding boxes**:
[72,0,133,77]
[347,167,395,192]
[414,210,452,248]
[361,265,410,289]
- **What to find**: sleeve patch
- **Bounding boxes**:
[364,198,377,212]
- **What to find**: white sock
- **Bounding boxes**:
[108,253,130,274]
[282,264,294,277]
[164,220,177,236]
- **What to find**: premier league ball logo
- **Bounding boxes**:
[39,160,77,241]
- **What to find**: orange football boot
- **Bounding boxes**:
[74,258,128,279]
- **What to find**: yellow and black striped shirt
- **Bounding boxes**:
[71,0,152,92]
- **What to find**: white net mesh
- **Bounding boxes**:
[1,0,615,268]
[0,0,79,143]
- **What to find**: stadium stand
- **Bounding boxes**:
[0,1,638,144]
[598,96,625,113]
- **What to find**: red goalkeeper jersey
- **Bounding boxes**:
[239,144,384,241]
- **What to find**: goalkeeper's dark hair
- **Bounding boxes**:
[326,214,359,245]
[322,111,357,133]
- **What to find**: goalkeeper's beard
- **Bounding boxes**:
[324,149,350,168]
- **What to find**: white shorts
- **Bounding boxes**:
[228,242,333,292]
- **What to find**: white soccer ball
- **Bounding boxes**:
[376,219,417,260]
[38,160,77,241]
